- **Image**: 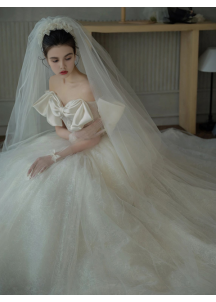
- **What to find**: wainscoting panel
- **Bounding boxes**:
[93,31,181,93]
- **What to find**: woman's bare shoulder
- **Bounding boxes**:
[49,73,95,102]
[82,77,96,102]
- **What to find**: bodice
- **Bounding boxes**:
[32,90,103,133]
[32,89,126,135]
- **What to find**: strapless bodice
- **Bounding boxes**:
[32,90,102,133]
[32,90,126,135]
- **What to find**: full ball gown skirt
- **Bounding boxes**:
[0,127,216,295]
[0,90,216,295]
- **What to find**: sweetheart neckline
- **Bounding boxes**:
[47,90,96,107]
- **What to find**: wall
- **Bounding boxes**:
[1,7,216,135]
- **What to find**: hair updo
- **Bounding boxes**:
[40,29,79,67]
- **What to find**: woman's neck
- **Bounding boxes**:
[64,66,86,84]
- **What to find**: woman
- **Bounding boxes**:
[0,15,216,295]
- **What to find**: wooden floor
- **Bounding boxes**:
[157,123,216,139]
[0,123,216,144]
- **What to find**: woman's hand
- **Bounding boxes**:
[27,155,54,179]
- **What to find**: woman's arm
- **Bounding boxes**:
[55,135,101,162]
[55,125,70,140]
[56,118,104,142]
[27,135,102,178]
[55,119,71,140]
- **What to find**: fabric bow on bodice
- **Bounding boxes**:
[32,90,94,132]
[32,90,126,134]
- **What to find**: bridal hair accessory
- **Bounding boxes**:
[37,17,76,49]
[50,149,61,162]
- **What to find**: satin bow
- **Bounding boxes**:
[32,90,94,131]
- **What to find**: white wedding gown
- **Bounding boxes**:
[0,90,216,295]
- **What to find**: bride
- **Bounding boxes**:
[0,15,216,295]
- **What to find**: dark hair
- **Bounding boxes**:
[40,29,79,67]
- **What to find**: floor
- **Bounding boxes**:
[0,123,216,146]
[158,123,216,139]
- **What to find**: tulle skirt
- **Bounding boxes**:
[0,129,216,294]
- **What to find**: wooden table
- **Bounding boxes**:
[80,21,216,134]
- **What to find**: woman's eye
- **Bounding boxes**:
[52,58,71,63]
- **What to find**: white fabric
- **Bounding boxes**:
[33,90,94,131]
[1,127,216,294]
[0,15,216,295]
[32,89,125,134]
[97,97,125,134]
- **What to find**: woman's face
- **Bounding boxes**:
[46,44,76,77]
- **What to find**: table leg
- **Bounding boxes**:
[179,30,199,134]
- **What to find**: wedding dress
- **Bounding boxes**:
[0,88,216,295]
[0,16,216,295]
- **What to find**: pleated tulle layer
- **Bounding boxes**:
[0,130,216,294]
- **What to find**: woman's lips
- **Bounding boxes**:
[60,71,68,75]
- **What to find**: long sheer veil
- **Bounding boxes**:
[1,15,216,192]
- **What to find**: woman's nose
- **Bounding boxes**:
[60,62,65,68]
